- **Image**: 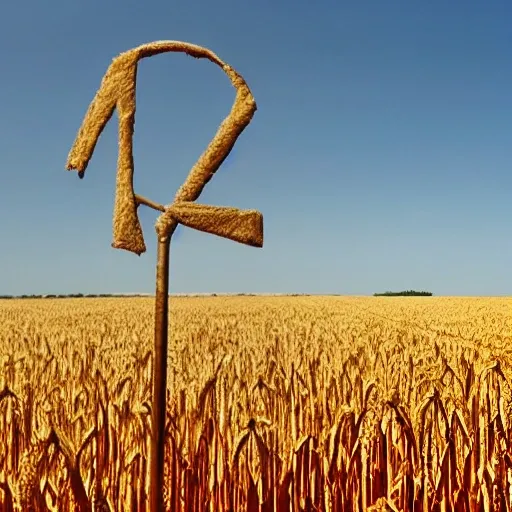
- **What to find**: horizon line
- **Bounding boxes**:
[1,293,510,299]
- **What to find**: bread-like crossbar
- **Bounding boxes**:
[157,202,263,247]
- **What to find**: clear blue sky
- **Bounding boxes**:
[0,0,510,296]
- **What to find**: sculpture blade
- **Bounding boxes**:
[166,202,263,248]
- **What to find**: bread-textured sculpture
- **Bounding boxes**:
[66,41,263,254]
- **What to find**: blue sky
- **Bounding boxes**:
[0,0,510,296]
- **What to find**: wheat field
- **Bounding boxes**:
[0,296,511,511]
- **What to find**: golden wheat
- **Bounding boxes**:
[0,295,511,511]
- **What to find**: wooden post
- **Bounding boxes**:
[150,234,171,512]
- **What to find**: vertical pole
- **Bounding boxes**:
[150,234,171,512]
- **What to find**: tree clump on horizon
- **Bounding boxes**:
[373,290,433,297]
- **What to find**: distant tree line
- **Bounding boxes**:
[0,294,147,299]
[373,290,432,297]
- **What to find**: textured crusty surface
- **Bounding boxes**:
[156,202,263,247]
[66,41,258,255]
